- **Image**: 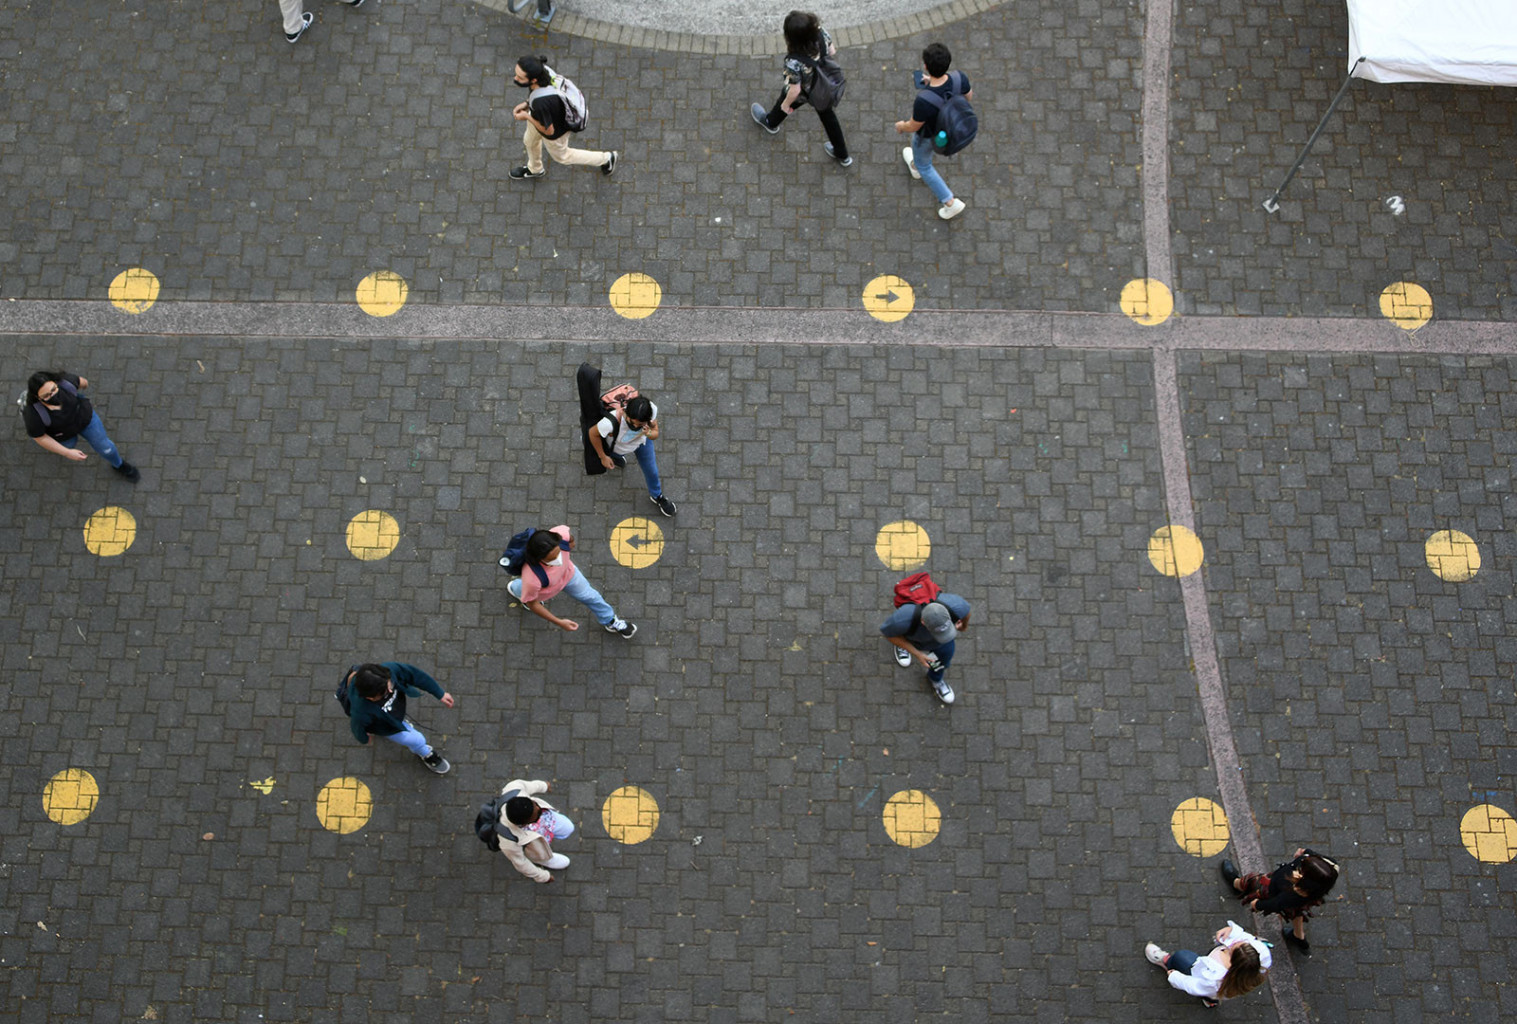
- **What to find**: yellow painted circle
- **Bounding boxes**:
[1147,524,1204,577]
[1460,804,1517,864]
[1425,529,1481,582]
[862,275,915,322]
[43,769,100,826]
[875,520,931,571]
[345,510,400,561]
[609,516,664,569]
[882,789,941,848]
[602,785,660,844]
[1120,278,1173,326]
[108,268,160,314]
[83,506,137,557]
[355,271,409,317]
[316,777,374,835]
[1171,797,1230,857]
[1379,281,1432,330]
[609,272,662,320]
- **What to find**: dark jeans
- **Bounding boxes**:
[924,638,955,684]
[763,91,848,160]
[1165,950,1200,974]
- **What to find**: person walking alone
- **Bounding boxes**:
[21,370,140,482]
[895,42,971,220]
[508,56,618,181]
[749,11,851,167]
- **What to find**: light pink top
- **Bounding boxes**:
[518,525,575,603]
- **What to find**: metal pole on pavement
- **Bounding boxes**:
[1261,57,1366,214]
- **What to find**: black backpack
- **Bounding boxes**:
[334,664,360,714]
[917,70,977,156]
[798,47,846,112]
[474,793,509,851]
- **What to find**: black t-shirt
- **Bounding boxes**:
[913,71,971,137]
[21,373,93,441]
[528,92,569,140]
[379,685,408,726]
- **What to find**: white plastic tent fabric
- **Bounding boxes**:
[1347,0,1517,85]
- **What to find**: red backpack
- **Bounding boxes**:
[893,572,941,608]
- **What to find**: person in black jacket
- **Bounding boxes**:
[1220,848,1339,955]
[345,662,456,774]
[22,370,140,482]
[749,11,851,167]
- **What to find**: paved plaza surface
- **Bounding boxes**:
[2,1,1517,1023]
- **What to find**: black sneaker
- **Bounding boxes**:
[1219,858,1240,888]
[508,165,545,180]
[421,752,450,775]
[1281,927,1311,956]
[340,0,365,5]
[823,142,853,167]
[604,619,637,639]
[113,461,141,483]
[750,103,779,134]
[286,11,313,42]
[602,151,618,176]
[651,494,677,517]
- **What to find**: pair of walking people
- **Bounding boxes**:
[1145,847,1340,1007]
[751,15,972,220]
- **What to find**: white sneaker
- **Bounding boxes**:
[1144,942,1169,966]
[939,197,966,220]
[902,146,921,180]
[544,853,570,870]
[893,647,912,668]
[931,677,955,704]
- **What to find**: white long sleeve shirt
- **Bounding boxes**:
[1167,922,1273,1000]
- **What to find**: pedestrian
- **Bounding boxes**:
[587,394,677,517]
[895,42,971,220]
[1221,847,1339,956]
[1144,920,1271,1008]
[276,0,363,45]
[493,778,576,883]
[508,56,618,180]
[21,370,140,482]
[506,525,638,638]
[879,585,971,705]
[342,662,455,774]
[749,10,851,167]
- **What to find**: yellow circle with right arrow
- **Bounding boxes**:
[862,275,914,322]
[609,516,664,569]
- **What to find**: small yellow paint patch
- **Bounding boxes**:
[609,516,664,569]
[316,777,373,835]
[875,520,930,571]
[1425,530,1480,582]
[108,268,160,314]
[882,789,940,848]
[83,506,136,557]
[609,272,662,319]
[602,785,660,844]
[1379,281,1432,330]
[43,769,100,826]
[346,509,400,561]
[247,777,276,794]
[1147,524,1203,577]
[1120,278,1173,326]
[1171,797,1229,857]
[356,271,409,317]
[862,275,915,322]
[1460,804,1517,864]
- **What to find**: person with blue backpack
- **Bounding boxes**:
[895,42,977,221]
[501,525,638,638]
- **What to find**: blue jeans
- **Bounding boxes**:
[613,440,662,498]
[925,639,956,684]
[911,133,954,205]
[1165,950,1200,974]
[509,568,618,626]
[61,413,124,468]
[382,721,432,758]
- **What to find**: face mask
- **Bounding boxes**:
[516,78,532,88]
[545,555,563,566]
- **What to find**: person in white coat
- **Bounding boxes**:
[495,779,577,883]
[1144,920,1271,1007]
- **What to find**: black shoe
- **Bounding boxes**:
[113,461,141,483]
[602,151,618,176]
[1281,927,1311,956]
[651,494,676,517]
[508,165,545,180]
[340,0,365,6]
[750,103,779,134]
[604,619,637,639]
[823,142,853,167]
[285,11,313,42]
[421,752,450,775]
[1219,858,1240,888]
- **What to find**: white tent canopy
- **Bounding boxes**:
[1348,0,1517,85]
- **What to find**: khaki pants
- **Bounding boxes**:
[525,125,609,174]
[277,0,305,34]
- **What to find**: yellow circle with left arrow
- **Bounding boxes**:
[610,517,664,569]
[863,275,914,322]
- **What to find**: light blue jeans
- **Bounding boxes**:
[382,721,432,758]
[612,440,662,498]
[508,567,617,626]
[61,412,124,468]
[911,133,954,205]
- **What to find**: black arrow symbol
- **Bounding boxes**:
[873,289,900,303]
[625,534,651,549]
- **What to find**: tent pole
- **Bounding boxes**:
[1262,57,1367,213]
